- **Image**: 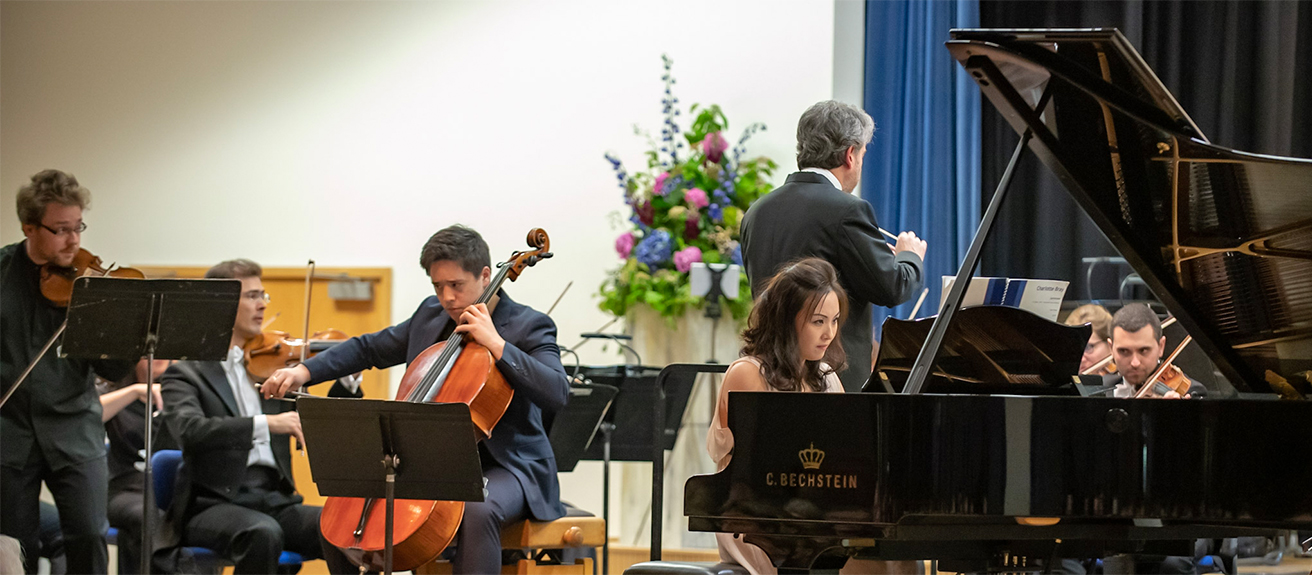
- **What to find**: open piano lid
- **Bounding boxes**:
[947,28,1312,393]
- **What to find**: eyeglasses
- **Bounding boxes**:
[38,221,87,237]
[242,290,271,303]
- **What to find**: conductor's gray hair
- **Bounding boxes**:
[795,100,875,170]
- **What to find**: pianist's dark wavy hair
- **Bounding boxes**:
[741,258,847,392]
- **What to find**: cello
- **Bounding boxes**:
[319,228,553,572]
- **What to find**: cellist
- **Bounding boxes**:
[262,224,569,574]
[1,170,134,575]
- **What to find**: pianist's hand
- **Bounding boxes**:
[262,364,311,399]
[894,231,928,261]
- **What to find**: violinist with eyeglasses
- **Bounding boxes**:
[1,170,136,574]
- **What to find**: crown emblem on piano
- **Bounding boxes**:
[798,443,824,470]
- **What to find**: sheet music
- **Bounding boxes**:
[941,277,1069,321]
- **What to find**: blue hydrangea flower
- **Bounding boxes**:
[634,229,673,272]
[708,203,723,223]
[730,244,743,266]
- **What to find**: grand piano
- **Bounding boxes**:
[683,29,1312,572]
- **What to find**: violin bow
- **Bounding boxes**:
[1081,316,1178,376]
[1134,335,1193,398]
[299,260,315,364]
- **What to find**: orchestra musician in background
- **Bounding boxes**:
[709,258,915,575]
[1064,303,1113,374]
[740,100,927,391]
[1,170,134,575]
[1104,304,1206,399]
[99,359,172,575]
[158,259,356,574]
[260,225,569,575]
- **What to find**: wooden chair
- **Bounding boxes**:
[416,508,605,575]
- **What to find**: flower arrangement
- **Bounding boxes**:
[598,55,777,323]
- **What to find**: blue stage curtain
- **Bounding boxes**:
[862,0,980,339]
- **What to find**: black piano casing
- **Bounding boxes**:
[687,392,1312,539]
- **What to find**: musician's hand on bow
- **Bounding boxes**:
[895,231,928,261]
[455,303,506,360]
[262,364,311,399]
[1160,390,1191,400]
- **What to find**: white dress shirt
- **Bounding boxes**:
[801,167,842,190]
[220,346,279,470]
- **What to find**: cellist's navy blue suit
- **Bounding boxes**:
[300,290,568,573]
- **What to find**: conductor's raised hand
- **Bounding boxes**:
[895,231,928,261]
[454,303,506,360]
[261,364,311,399]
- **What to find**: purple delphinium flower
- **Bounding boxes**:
[615,232,635,259]
[634,229,673,272]
[701,132,729,164]
[707,203,724,223]
[673,246,702,273]
[604,152,628,196]
[684,188,708,210]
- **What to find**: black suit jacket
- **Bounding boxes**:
[1,241,133,470]
[741,172,925,390]
[160,360,301,524]
[300,290,569,521]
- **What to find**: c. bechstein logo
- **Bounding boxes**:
[765,442,857,489]
[799,442,824,469]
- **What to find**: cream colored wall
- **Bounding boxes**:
[1,0,836,543]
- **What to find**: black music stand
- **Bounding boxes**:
[61,276,240,574]
[546,381,617,574]
[296,397,485,575]
[648,363,727,562]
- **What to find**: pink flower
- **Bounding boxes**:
[673,246,702,273]
[701,132,729,163]
[615,232,635,259]
[684,188,709,209]
[653,171,671,196]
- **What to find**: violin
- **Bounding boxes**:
[320,228,553,572]
[243,329,348,383]
[39,248,145,307]
[1135,335,1194,398]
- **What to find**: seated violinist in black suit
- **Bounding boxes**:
[260,225,570,574]
[159,259,355,574]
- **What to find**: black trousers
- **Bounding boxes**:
[107,489,147,575]
[0,449,108,574]
[184,466,355,574]
[451,466,527,575]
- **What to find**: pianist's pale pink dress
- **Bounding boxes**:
[707,356,842,575]
[707,356,919,575]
